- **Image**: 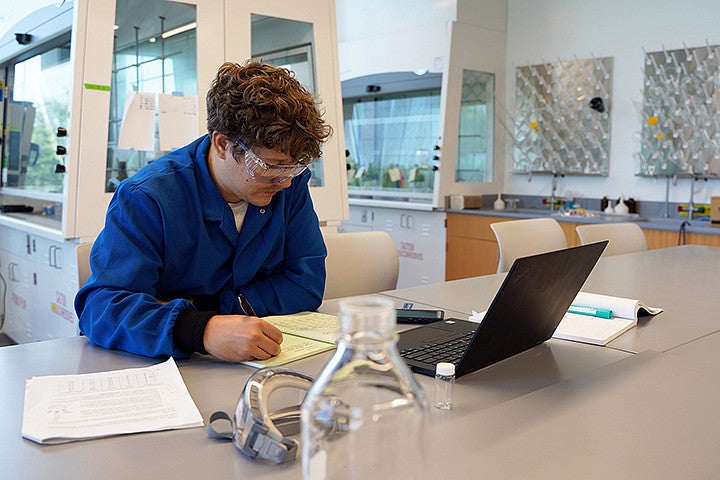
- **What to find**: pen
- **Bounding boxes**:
[567,305,613,319]
[238,293,257,316]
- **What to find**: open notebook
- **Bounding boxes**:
[552,291,663,346]
[241,311,339,368]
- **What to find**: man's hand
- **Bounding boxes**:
[203,315,283,362]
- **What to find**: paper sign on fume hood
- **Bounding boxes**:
[117,91,156,151]
[158,94,198,151]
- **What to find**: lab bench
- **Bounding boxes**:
[445,208,720,280]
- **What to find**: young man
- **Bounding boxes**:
[75,61,333,362]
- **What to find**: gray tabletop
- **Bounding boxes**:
[383,244,720,353]
[0,336,630,480]
[1,246,718,479]
[423,331,720,479]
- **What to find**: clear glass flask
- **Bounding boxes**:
[301,296,427,479]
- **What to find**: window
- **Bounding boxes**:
[343,87,441,198]
[2,39,72,197]
[105,0,197,192]
[456,69,494,183]
[251,14,323,187]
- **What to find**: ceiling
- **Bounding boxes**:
[112,0,196,51]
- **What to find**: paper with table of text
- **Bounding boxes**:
[22,357,203,444]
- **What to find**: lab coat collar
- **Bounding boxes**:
[192,134,274,247]
[194,135,228,224]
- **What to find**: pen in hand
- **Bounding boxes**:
[238,293,257,316]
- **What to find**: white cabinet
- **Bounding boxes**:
[0,225,80,343]
[1,0,347,241]
[339,206,446,288]
[339,206,374,232]
[34,236,81,341]
[0,249,34,342]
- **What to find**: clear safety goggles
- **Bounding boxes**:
[236,139,310,184]
[207,367,314,463]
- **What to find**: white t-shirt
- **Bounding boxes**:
[229,201,249,232]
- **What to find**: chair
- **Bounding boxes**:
[575,223,648,256]
[490,217,568,273]
[76,242,93,288]
[323,231,399,299]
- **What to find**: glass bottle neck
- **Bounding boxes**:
[336,336,399,363]
[339,299,395,335]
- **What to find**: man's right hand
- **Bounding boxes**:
[202,314,283,362]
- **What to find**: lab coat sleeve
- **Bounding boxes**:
[74,183,194,358]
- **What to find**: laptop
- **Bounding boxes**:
[397,241,608,378]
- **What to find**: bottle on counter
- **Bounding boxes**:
[600,196,609,212]
[493,193,505,210]
[626,197,637,214]
[615,195,630,215]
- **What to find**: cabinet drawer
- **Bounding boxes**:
[446,213,513,241]
[0,225,34,258]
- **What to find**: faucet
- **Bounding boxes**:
[663,176,672,218]
[550,174,560,212]
[687,175,697,221]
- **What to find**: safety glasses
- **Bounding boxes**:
[236,140,309,184]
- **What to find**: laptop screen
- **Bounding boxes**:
[397,241,608,378]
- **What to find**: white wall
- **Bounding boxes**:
[335,0,456,80]
[505,0,720,206]
[336,0,720,206]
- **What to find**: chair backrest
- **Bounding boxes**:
[323,231,399,299]
[490,217,568,273]
[575,222,648,256]
[76,242,93,288]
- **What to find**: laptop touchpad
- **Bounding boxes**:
[414,325,458,343]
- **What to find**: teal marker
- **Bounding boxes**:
[568,305,613,319]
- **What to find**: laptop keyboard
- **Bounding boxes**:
[400,330,476,366]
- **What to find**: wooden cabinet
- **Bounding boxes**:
[445,213,512,280]
[446,214,581,280]
[643,227,720,249]
[446,214,498,279]
[445,212,720,281]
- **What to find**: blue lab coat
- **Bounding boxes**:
[74,135,327,358]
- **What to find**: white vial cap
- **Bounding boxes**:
[436,362,455,376]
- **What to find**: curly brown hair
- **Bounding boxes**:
[206,61,332,162]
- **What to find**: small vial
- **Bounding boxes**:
[434,362,455,410]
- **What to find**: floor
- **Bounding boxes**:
[0,333,17,347]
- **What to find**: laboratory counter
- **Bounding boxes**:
[444,208,720,279]
[445,206,720,236]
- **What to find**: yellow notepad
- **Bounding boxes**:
[242,311,340,368]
